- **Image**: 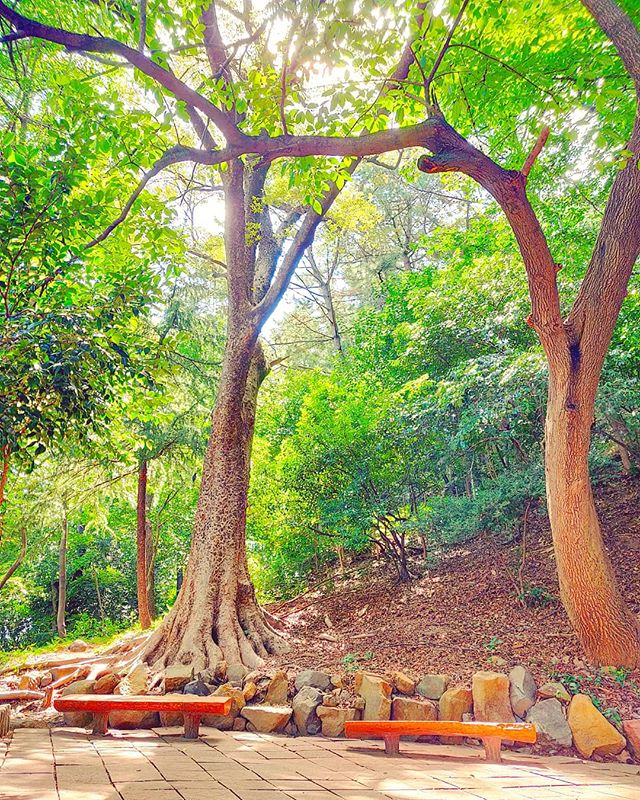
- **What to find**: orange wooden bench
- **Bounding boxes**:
[345,720,537,762]
[54,693,232,739]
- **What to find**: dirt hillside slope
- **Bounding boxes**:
[268,472,640,721]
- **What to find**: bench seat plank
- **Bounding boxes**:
[55,694,232,715]
[54,694,232,739]
[345,720,536,763]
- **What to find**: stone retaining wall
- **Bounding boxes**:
[59,663,638,763]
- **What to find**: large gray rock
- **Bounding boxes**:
[110,664,158,729]
[295,670,332,692]
[316,706,356,737]
[61,679,96,727]
[355,672,392,720]
[227,664,249,687]
[416,674,450,700]
[202,684,245,730]
[526,699,572,747]
[164,664,193,692]
[240,704,292,733]
[292,686,323,735]
[266,670,289,705]
[509,665,537,717]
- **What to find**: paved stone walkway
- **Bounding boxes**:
[1,726,638,800]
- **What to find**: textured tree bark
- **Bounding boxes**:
[143,339,287,669]
[57,510,67,639]
[545,363,640,666]
[136,461,152,630]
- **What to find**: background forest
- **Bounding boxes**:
[0,0,638,669]
[2,152,638,652]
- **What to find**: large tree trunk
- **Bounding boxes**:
[136,461,152,630]
[143,338,288,670]
[545,366,640,667]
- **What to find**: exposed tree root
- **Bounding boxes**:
[141,580,288,672]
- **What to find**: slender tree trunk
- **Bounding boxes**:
[608,417,633,473]
[93,566,105,621]
[545,366,640,667]
[397,539,411,583]
[143,339,287,669]
[145,490,156,619]
[136,460,152,630]
[319,279,343,355]
[336,544,346,573]
[0,527,26,593]
[0,445,9,547]
[57,510,67,639]
[51,581,57,619]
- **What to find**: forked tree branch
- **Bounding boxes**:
[85,147,203,248]
[254,159,359,322]
[254,0,431,325]
[417,119,564,358]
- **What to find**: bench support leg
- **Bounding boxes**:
[482,736,502,763]
[91,713,109,736]
[183,714,201,739]
[383,736,400,756]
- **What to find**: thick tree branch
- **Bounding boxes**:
[0,1,242,142]
[254,160,358,322]
[201,2,231,80]
[566,0,640,369]
[581,0,640,91]
[417,119,564,358]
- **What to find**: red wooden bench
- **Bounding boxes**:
[54,693,232,739]
[345,720,537,762]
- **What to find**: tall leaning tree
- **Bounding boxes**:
[1,0,638,667]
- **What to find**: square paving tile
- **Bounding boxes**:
[3,727,639,800]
